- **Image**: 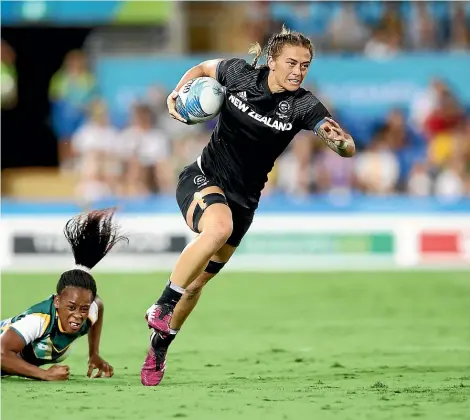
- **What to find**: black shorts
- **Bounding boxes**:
[176,161,254,247]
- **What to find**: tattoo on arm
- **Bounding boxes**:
[316,126,344,155]
[316,123,354,158]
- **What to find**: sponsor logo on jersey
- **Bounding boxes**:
[193,175,209,188]
[276,101,290,120]
[278,101,290,113]
[228,94,293,131]
[36,342,49,351]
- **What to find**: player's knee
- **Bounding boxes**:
[204,218,233,247]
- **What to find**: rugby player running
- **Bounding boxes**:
[141,26,355,386]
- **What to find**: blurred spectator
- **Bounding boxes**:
[415,115,470,198]
[49,50,98,169]
[427,130,455,170]
[429,115,469,175]
[406,2,438,50]
[245,1,272,47]
[275,132,314,196]
[72,100,119,202]
[314,143,356,195]
[120,104,173,196]
[327,2,369,52]
[1,40,17,110]
[434,155,467,199]
[354,127,400,194]
[448,3,470,52]
[380,2,404,37]
[407,162,433,196]
[167,131,209,191]
[269,2,330,49]
[380,108,426,190]
[364,27,401,59]
[383,108,410,150]
[455,118,470,164]
[409,78,450,133]
[449,2,470,52]
[144,84,168,120]
[424,91,465,138]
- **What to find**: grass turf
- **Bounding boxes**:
[1,271,470,420]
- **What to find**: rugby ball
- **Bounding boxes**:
[175,77,225,124]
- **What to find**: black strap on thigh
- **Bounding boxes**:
[204,260,226,274]
[192,193,228,233]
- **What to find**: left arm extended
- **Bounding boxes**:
[315,117,356,158]
[87,296,114,378]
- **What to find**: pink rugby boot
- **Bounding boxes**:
[145,303,173,334]
[141,303,174,386]
[141,331,170,386]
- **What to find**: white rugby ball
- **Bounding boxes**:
[175,77,225,124]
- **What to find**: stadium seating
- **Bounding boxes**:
[1,168,78,199]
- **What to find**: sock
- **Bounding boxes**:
[164,333,177,346]
[164,329,179,345]
[168,280,185,294]
[156,280,184,307]
[152,330,177,348]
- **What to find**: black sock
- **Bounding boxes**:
[156,282,183,307]
[152,331,177,348]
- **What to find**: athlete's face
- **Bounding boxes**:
[54,287,94,334]
[269,45,312,92]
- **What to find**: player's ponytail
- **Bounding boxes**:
[248,42,264,68]
[56,208,128,298]
[64,208,127,270]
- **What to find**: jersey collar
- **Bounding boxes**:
[57,315,67,333]
[261,70,294,101]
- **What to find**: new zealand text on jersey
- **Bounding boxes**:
[228,94,293,132]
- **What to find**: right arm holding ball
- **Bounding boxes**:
[167,59,223,123]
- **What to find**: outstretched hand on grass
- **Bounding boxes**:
[87,355,114,379]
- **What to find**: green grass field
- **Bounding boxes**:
[1,271,470,420]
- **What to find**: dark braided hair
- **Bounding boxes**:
[56,208,128,299]
[249,25,314,68]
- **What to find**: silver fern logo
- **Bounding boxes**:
[176,95,190,121]
[185,79,211,118]
[212,85,223,96]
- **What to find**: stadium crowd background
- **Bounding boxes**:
[1,1,470,203]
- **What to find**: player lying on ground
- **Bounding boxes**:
[0,209,127,381]
[141,25,355,386]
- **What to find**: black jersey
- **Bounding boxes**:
[200,58,330,209]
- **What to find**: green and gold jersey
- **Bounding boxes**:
[0,295,98,366]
